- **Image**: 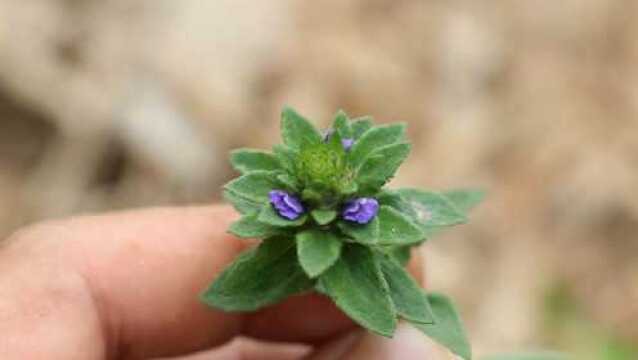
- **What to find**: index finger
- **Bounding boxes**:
[5,205,355,359]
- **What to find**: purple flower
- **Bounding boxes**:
[323,129,354,151]
[341,138,354,150]
[342,197,379,224]
[269,190,305,220]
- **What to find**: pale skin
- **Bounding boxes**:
[0,205,460,359]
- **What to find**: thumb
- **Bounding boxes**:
[309,323,461,360]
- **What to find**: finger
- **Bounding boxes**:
[154,337,311,360]
[309,323,460,360]
[3,205,426,359]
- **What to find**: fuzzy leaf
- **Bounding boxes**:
[201,237,313,311]
[378,253,433,324]
[230,149,281,174]
[332,110,353,139]
[319,244,397,337]
[229,214,285,238]
[383,245,412,266]
[224,171,280,203]
[443,189,485,214]
[311,209,338,225]
[397,189,467,227]
[349,123,406,169]
[272,144,298,175]
[412,293,472,360]
[377,205,425,245]
[276,173,300,192]
[338,216,380,244]
[223,190,262,215]
[350,116,373,139]
[281,107,322,150]
[356,143,411,192]
[296,229,343,277]
[481,352,567,360]
[258,205,308,227]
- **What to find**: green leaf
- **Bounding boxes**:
[230,148,281,174]
[257,205,308,227]
[276,173,300,192]
[272,144,298,175]
[311,209,338,225]
[281,106,322,150]
[338,216,380,244]
[332,110,353,139]
[201,237,313,311]
[296,229,343,277]
[377,253,434,324]
[383,245,412,266]
[224,171,280,203]
[356,143,411,192]
[223,190,262,215]
[318,244,397,337]
[481,352,568,360]
[377,205,425,245]
[350,116,373,139]
[229,214,285,238]
[397,189,467,227]
[443,189,485,214]
[349,123,406,169]
[412,293,472,360]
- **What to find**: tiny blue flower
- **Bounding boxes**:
[342,197,379,224]
[341,138,354,150]
[323,129,354,151]
[269,190,305,220]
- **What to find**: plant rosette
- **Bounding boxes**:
[201,107,484,360]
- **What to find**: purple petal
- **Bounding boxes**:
[269,190,286,203]
[283,194,304,213]
[342,197,379,224]
[341,138,354,150]
[279,208,300,220]
[269,189,305,220]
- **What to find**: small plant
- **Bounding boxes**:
[201,107,485,359]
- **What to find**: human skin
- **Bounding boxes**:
[0,205,459,359]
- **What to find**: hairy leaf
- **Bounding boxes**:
[272,144,298,175]
[281,107,322,150]
[201,238,313,311]
[338,216,380,244]
[311,209,338,225]
[349,123,406,169]
[230,148,281,174]
[377,206,425,245]
[383,245,412,266]
[229,214,285,238]
[378,253,434,324]
[443,189,485,214]
[224,171,280,203]
[223,190,262,215]
[356,143,411,192]
[332,110,353,139]
[257,205,308,227]
[412,293,472,360]
[397,189,467,227]
[319,244,397,337]
[296,229,343,277]
[350,116,373,139]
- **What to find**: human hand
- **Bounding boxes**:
[0,205,460,359]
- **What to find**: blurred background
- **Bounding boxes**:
[1,1,637,358]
